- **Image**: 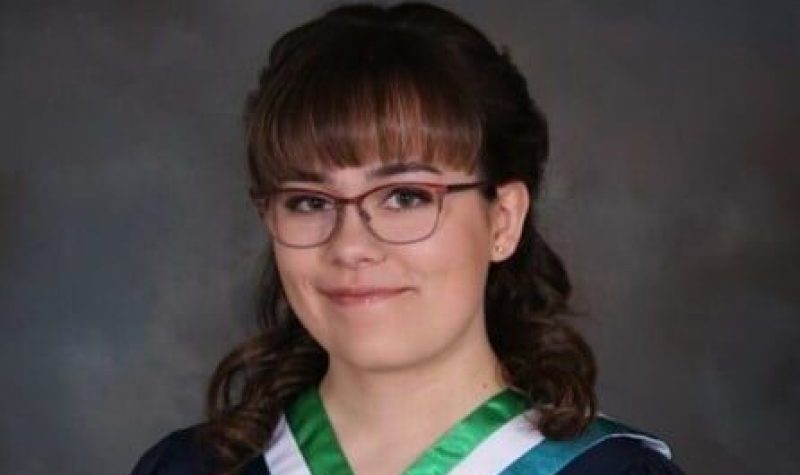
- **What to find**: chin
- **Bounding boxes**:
[333,338,436,373]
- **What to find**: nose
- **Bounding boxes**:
[325,203,385,268]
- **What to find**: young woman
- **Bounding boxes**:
[132,3,684,474]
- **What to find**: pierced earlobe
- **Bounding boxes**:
[488,180,529,263]
[493,244,505,258]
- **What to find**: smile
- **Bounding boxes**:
[320,287,412,307]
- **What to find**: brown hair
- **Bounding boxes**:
[205,2,596,472]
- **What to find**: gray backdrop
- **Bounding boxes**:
[1,1,797,474]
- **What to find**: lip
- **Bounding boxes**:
[319,286,412,307]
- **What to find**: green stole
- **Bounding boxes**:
[266,386,671,475]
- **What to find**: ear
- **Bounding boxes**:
[255,206,270,231]
[249,189,270,226]
[488,181,530,262]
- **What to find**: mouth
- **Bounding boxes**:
[319,286,412,307]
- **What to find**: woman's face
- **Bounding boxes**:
[264,160,523,372]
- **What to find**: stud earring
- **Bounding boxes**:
[493,244,504,255]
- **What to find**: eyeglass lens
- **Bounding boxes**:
[269,184,441,247]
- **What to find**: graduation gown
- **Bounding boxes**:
[131,388,684,475]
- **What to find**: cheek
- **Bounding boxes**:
[273,250,321,326]
[407,207,493,309]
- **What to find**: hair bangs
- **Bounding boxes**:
[247,28,484,193]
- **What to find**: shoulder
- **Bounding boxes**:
[129,425,221,475]
[559,437,685,475]
[504,414,685,475]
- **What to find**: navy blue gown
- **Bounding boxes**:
[131,425,685,475]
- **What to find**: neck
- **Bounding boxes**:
[318,324,505,434]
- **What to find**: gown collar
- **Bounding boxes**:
[284,386,530,475]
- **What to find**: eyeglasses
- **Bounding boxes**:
[251,181,487,248]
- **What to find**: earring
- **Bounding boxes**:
[493,244,504,255]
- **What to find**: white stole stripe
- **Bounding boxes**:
[263,415,312,475]
[449,410,544,475]
[597,413,672,459]
[603,433,672,459]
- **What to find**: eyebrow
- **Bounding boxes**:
[285,161,442,183]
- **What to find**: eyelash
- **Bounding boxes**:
[279,185,437,213]
[283,194,334,213]
[381,187,434,209]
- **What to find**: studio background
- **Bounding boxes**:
[1,1,797,474]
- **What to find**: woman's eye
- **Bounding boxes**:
[283,194,334,213]
[382,186,435,210]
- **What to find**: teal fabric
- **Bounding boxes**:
[499,416,670,475]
